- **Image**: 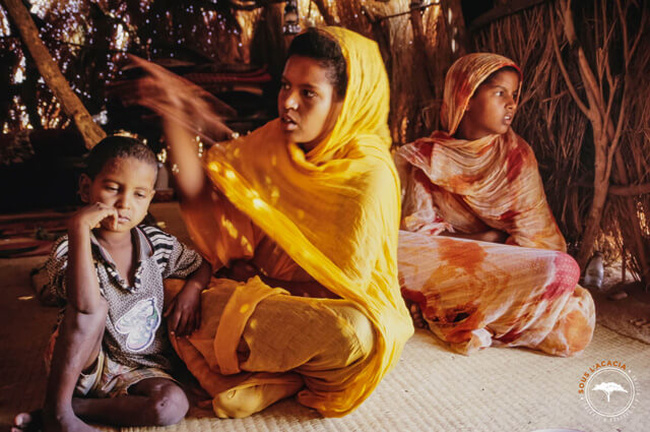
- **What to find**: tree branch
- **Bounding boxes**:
[609,183,650,197]
[548,4,590,116]
[3,0,105,148]
[573,182,650,196]
[311,0,337,26]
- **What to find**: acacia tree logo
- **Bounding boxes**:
[592,382,628,402]
[585,367,636,418]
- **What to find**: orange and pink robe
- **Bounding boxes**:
[395,53,595,356]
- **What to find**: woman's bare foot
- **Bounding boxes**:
[405,299,428,329]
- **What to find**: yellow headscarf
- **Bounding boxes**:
[186,27,413,416]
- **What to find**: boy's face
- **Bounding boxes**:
[80,157,157,233]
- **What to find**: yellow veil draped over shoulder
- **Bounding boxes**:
[180,27,413,416]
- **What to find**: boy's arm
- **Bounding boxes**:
[66,203,118,313]
[181,259,212,293]
[166,260,211,336]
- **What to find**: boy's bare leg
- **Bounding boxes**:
[45,302,108,432]
[72,378,189,427]
[12,302,108,432]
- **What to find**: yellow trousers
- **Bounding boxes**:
[165,278,375,418]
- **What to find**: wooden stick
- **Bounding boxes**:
[548,6,590,116]
[3,0,105,149]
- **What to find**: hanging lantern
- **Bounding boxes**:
[283,0,300,35]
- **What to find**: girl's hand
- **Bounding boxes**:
[165,283,202,337]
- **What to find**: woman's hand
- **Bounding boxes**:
[472,229,508,243]
[165,283,202,337]
[217,260,339,298]
[440,228,508,244]
[111,55,235,140]
[111,56,235,202]
[220,259,260,283]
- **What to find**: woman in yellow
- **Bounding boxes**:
[396,53,595,357]
[133,27,413,418]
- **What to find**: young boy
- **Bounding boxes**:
[12,135,211,432]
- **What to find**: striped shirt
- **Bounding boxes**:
[46,225,203,370]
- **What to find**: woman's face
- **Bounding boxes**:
[457,69,520,140]
[278,55,343,152]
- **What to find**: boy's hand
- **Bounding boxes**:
[165,283,201,337]
[69,203,119,233]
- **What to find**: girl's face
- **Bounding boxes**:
[456,69,520,140]
[278,55,343,152]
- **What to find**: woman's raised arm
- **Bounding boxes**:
[119,56,234,204]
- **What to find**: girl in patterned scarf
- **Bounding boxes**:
[396,53,595,357]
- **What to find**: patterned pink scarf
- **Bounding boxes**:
[397,53,566,251]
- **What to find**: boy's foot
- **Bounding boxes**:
[12,409,97,432]
[11,411,42,432]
